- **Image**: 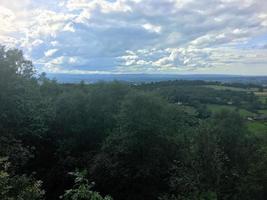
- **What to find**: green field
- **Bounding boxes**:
[255,92,267,104]
[247,121,267,135]
[258,96,267,103]
[207,104,255,117]
[203,85,255,92]
[206,104,267,135]
[259,109,267,115]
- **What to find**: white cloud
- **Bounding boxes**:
[44,49,58,57]
[32,39,44,47]
[63,22,75,32]
[51,40,59,46]
[142,23,162,33]
[27,10,75,38]
[0,6,16,33]
[0,0,30,11]
[1,0,267,74]
[66,0,132,13]
[118,46,267,73]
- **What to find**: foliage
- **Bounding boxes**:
[61,170,112,200]
[91,92,192,200]
[0,46,266,200]
[0,157,45,200]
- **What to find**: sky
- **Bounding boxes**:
[0,0,267,75]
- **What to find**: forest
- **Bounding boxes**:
[0,46,267,200]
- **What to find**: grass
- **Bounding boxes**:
[238,109,256,117]
[199,85,267,135]
[203,85,255,92]
[207,104,235,112]
[254,92,267,96]
[258,96,267,104]
[254,92,267,104]
[207,104,255,117]
[258,110,267,115]
[247,121,267,136]
[202,85,267,104]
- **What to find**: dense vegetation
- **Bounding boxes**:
[0,46,267,200]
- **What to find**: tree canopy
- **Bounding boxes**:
[0,46,266,200]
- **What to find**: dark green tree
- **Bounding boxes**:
[91,92,193,200]
[61,170,112,200]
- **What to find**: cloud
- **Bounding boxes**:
[118,46,267,73]
[66,0,132,13]
[0,0,30,11]
[44,49,58,57]
[0,0,267,74]
[142,23,162,33]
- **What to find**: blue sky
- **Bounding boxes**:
[0,0,267,75]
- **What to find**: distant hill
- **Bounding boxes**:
[46,73,267,85]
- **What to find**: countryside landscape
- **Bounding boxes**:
[1,0,267,200]
[1,47,267,200]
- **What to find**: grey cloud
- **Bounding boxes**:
[1,0,267,74]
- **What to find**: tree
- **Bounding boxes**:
[91,91,193,200]
[0,157,45,200]
[0,45,35,80]
[0,45,49,137]
[194,111,252,199]
[61,170,112,200]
